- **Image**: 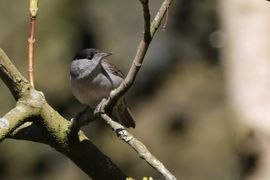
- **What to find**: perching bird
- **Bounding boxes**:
[70,48,136,128]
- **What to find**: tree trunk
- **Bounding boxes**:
[219,0,270,179]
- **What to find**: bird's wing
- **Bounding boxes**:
[102,60,124,78]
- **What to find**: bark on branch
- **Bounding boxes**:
[0,0,176,179]
[28,0,39,87]
[101,113,177,180]
[0,49,126,179]
[70,0,176,179]
[95,0,176,179]
[0,103,39,142]
[105,0,173,108]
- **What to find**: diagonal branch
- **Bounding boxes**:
[1,0,175,178]
[0,49,30,100]
[6,107,127,179]
[0,49,127,179]
[101,113,177,180]
[7,115,127,179]
[94,0,176,179]
[69,0,173,130]
[104,0,173,110]
[0,103,39,142]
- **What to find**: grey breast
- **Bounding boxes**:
[70,59,118,106]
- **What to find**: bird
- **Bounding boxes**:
[70,48,136,128]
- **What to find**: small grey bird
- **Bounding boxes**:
[70,48,136,128]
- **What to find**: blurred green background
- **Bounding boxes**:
[0,0,242,179]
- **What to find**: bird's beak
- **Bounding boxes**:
[98,52,113,58]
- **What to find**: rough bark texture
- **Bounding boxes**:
[0,49,126,179]
[0,0,176,179]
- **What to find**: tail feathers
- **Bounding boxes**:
[114,99,136,128]
[117,107,136,128]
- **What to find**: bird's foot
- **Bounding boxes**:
[94,98,107,116]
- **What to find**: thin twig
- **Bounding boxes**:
[96,0,176,179]
[69,106,97,134]
[101,113,177,180]
[28,0,39,87]
[104,0,174,110]
[140,0,151,40]
[162,5,170,31]
[71,0,173,130]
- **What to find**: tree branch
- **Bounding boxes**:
[0,49,127,179]
[8,115,127,179]
[69,106,97,133]
[0,48,30,100]
[0,103,39,142]
[94,0,176,179]
[1,0,176,179]
[28,0,39,87]
[101,113,177,180]
[104,0,173,109]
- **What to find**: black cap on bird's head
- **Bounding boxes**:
[73,48,112,61]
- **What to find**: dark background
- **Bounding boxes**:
[0,0,240,179]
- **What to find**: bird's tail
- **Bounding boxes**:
[114,98,136,128]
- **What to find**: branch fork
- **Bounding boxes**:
[0,48,127,179]
[71,0,176,179]
[1,0,176,179]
